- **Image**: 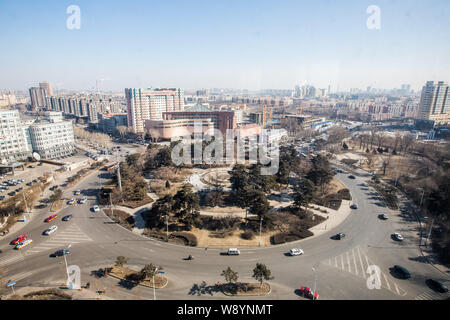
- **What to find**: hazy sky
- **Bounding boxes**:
[1,0,449,92]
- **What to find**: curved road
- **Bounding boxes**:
[0,169,448,300]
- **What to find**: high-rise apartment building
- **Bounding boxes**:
[39,81,53,96]
[29,87,48,110]
[27,111,75,159]
[125,88,184,133]
[0,110,32,163]
[418,81,450,125]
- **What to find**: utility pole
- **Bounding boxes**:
[22,193,30,218]
[419,189,425,208]
[109,192,114,221]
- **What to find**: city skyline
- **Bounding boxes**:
[1,0,450,92]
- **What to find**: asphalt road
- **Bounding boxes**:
[0,168,448,300]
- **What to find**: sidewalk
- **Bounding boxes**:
[309,200,351,237]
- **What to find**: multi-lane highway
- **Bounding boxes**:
[0,168,448,300]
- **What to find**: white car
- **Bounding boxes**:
[93,205,100,212]
[227,248,240,255]
[68,198,76,205]
[15,239,33,250]
[78,197,87,204]
[44,225,58,235]
[393,233,404,241]
[289,248,304,256]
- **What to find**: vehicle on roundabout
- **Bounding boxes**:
[12,234,27,245]
[393,233,404,241]
[348,175,356,179]
[379,213,388,220]
[289,248,304,256]
[62,214,73,221]
[393,265,411,279]
[52,249,70,257]
[92,205,100,212]
[45,214,58,222]
[43,225,58,235]
[227,248,240,255]
[336,232,346,240]
[350,203,358,209]
[299,286,319,300]
[15,239,32,250]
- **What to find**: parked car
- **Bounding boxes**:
[227,248,240,255]
[393,233,404,241]
[289,248,304,256]
[74,190,81,195]
[62,214,73,221]
[427,279,448,293]
[0,196,5,201]
[379,214,388,220]
[78,197,87,204]
[67,198,76,205]
[393,265,411,279]
[43,225,58,235]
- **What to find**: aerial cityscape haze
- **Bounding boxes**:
[0,0,449,312]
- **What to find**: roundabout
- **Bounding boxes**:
[0,167,448,300]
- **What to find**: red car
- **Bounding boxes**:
[300,286,319,300]
[12,234,27,245]
[45,214,58,222]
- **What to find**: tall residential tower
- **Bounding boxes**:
[418,81,450,125]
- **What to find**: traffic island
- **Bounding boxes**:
[221,282,271,296]
[108,266,168,289]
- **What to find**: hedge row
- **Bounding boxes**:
[270,230,314,245]
[171,232,198,246]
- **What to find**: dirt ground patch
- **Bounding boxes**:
[190,227,277,248]
[50,199,63,212]
[200,206,245,214]
[109,266,167,288]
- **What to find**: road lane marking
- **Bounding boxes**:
[334,256,338,268]
[393,283,400,295]
[340,254,344,270]
[11,271,33,282]
[0,254,24,266]
[346,251,351,273]
[356,247,366,278]
[383,273,391,290]
[352,249,358,276]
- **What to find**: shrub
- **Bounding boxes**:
[171,232,198,246]
[241,230,255,240]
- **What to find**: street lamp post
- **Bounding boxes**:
[259,216,263,247]
[63,244,72,288]
[152,268,159,300]
[425,218,434,247]
[165,215,169,242]
[312,267,318,300]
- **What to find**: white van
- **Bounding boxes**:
[44,225,58,235]
[227,248,240,255]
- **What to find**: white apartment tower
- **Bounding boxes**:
[418,81,450,125]
[125,88,184,133]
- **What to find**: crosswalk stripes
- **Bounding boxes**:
[11,271,33,282]
[415,289,450,300]
[23,224,92,256]
[0,253,25,267]
[324,246,407,297]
